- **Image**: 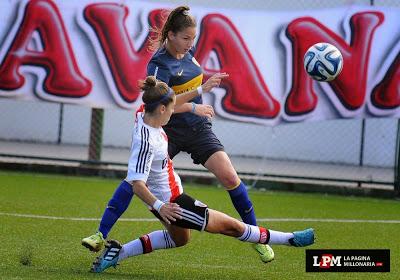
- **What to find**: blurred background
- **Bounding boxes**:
[0,0,399,195]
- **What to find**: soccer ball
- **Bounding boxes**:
[304,42,343,82]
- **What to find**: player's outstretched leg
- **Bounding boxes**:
[227,180,275,263]
[91,240,122,273]
[237,224,315,247]
[204,152,275,263]
[90,228,185,272]
[205,209,315,247]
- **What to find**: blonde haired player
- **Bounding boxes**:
[91,76,315,273]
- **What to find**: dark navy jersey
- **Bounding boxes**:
[147,47,207,128]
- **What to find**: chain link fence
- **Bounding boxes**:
[0,0,398,194]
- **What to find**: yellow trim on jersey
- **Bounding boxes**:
[171,74,203,95]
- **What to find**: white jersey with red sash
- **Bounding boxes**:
[126,112,183,203]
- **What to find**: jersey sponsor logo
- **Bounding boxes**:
[194,200,207,208]
[177,69,183,76]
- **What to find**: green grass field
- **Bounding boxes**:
[0,171,399,280]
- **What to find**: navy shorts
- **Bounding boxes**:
[164,122,224,165]
[151,193,209,231]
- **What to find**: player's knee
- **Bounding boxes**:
[172,235,190,247]
[220,173,239,189]
[169,229,191,247]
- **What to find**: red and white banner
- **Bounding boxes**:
[0,0,399,125]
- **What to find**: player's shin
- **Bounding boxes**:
[98,180,134,238]
[237,224,294,245]
[228,181,257,225]
[237,224,314,247]
[119,230,176,261]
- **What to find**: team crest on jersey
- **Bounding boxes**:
[192,57,200,67]
[194,200,207,208]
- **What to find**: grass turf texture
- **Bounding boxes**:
[0,171,399,280]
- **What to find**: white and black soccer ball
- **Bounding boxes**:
[304,42,343,82]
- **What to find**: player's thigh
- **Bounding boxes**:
[204,151,240,188]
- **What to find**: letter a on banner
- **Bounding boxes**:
[83,4,164,106]
[0,0,92,97]
[195,14,280,120]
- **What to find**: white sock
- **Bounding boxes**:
[268,230,294,245]
[119,239,142,261]
[237,224,295,245]
[119,230,176,261]
[237,224,264,243]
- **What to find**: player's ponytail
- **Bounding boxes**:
[140,76,174,113]
[149,5,196,51]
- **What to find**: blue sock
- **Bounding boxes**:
[98,180,134,238]
[228,181,257,226]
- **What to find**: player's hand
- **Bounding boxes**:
[193,104,214,118]
[159,202,182,224]
[201,72,229,93]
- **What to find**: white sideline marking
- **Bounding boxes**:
[257,218,400,223]
[1,212,400,223]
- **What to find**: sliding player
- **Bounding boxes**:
[90,76,315,273]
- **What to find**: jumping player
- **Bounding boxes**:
[90,76,315,273]
[145,5,277,262]
[82,5,274,263]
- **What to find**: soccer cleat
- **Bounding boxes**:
[91,240,122,273]
[289,228,315,247]
[253,244,275,263]
[81,232,105,252]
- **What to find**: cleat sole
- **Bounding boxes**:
[81,241,101,252]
